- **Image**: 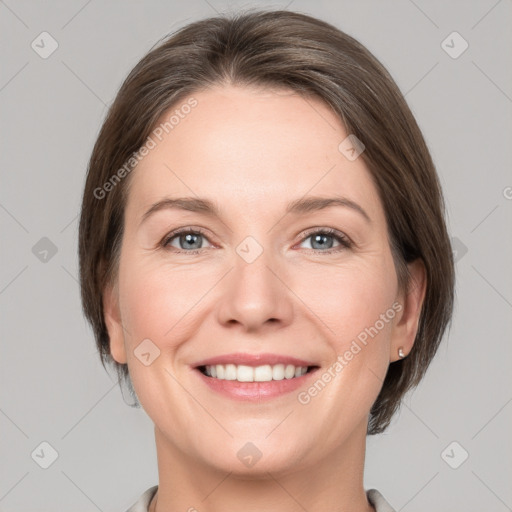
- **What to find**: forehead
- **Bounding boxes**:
[125,84,383,223]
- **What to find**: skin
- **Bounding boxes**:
[103,84,426,512]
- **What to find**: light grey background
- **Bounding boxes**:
[1,1,511,511]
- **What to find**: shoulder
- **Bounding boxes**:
[124,485,158,512]
[125,485,393,512]
[366,488,397,512]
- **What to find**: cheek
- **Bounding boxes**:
[117,257,216,351]
[116,260,207,413]
[293,256,397,354]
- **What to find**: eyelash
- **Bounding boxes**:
[160,227,353,255]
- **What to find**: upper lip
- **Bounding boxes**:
[193,353,318,368]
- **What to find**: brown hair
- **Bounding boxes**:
[78,8,455,435]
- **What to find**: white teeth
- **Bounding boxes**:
[225,364,237,380]
[203,363,310,382]
[272,364,285,381]
[238,365,255,382]
[254,365,272,381]
[284,364,296,379]
[295,366,305,378]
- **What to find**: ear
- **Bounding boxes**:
[103,280,127,364]
[390,258,427,362]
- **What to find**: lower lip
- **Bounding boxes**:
[194,368,319,401]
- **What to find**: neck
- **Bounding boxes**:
[151,419,375,512]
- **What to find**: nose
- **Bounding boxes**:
[215,245,294,333]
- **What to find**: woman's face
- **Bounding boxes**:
[104,84,419,475]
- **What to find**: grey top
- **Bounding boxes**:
[125,485,396,512]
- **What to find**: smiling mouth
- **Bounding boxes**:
[197,364,320,382]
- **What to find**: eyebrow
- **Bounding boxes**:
[140,195,371,226]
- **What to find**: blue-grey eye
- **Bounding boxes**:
[164,230,212,251]
[299,230,349,251]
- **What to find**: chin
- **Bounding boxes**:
[201,435,310,478]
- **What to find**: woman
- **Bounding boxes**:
[79,9,454,512]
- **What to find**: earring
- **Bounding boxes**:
[398,347,405,358]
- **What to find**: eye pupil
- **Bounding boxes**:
[181,233,202,250]
[311,233,334,250]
